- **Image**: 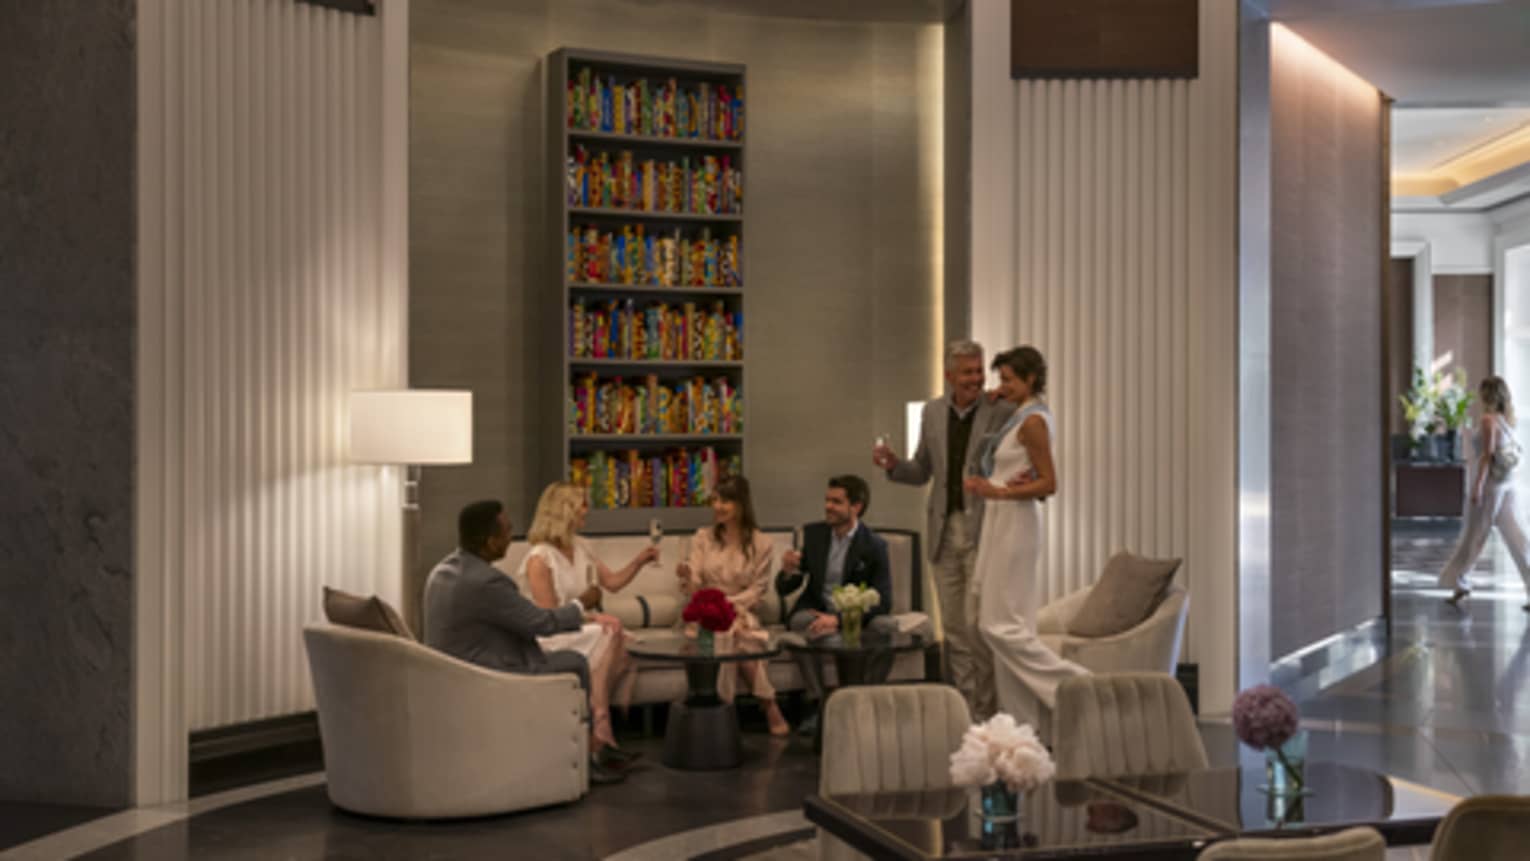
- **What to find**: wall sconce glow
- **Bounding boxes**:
[906,401,925,460]
[348,390,473,465]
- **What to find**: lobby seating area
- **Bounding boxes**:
[492,530,932,705]
[11,0,1530,859]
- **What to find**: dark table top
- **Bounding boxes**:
[1100,762,1455,843]
[807,763,1459,860]
[807,782,1219,860]
[782,630,925,655]
[627,636,780,664]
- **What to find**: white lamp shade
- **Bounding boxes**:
[348,390,473,465]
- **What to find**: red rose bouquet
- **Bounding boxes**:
[683,587,736,633]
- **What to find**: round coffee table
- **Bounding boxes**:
[783,630,925,750]
[784,629,925,686]
[628,635,781,771]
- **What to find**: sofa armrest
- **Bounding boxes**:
[1056,588,1188,674]
[1036,586,1094,636]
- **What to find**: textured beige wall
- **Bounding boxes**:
[1269,25,1386,659]
[410,0,945,560]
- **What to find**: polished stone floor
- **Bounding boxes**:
[4,522,1527,859]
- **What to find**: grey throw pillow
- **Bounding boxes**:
[323,586,415,641]
[1066,552,1181,638]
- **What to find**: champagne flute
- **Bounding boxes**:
[648,517,663,567]
[791,525,804,551]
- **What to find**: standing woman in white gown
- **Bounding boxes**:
[1439,376,1530,612]
[519,482,659,758]
[963,346,1089,724]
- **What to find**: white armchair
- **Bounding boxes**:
[1036,584,1189,674]
[303,623,588,818]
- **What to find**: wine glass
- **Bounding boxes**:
[647,518,663,567]
[791,525,804,551]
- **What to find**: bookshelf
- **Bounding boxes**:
[547,48,746,532]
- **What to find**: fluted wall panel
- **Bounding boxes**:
[140,0,404,733]
[969,1,1239,696]
[986,76,1195,597]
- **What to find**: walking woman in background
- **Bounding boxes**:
[1440,376,1530,612]
[964,346,1089,725]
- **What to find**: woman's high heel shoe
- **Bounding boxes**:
[764,700,791,737]
[1445,589,1470,607]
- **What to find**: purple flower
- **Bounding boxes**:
[1231,685,1300,751]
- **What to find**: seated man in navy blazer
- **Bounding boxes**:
[776,474,893,733]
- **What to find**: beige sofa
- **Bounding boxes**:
[493,527,932,705]
[303,623,588,818]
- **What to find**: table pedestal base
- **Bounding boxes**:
[662,701,741,770]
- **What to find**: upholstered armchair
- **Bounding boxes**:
[1037,585,1189,674]
[819,684,973,861]
[1053,673,1208,782]
[1197,826,1386,860]
[1429,795,1530,861]
[303,623,588,818]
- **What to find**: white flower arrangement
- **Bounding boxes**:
[948,713,1055,793]
[830,583,880,614]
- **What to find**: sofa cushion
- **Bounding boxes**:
[1066,552,1181,638]
[323,586,414,640]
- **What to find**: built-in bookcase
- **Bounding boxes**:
[547,48,746,532]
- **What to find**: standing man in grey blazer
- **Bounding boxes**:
[424,499,627,783]
[873,340,1014,719]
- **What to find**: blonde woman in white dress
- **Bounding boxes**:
[963,346,1089,725]
[519,482,659,760]
[1440,376,1530,612]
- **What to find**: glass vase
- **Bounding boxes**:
[697,628,715,657]
[1263,730,1310,798]
[978,782,1022,849]
[841,609,863,646]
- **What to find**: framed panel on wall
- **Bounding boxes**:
[1011,0,1198,79]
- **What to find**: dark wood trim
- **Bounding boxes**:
[1010,0,1199,80]
[295,0,376,15]
[188,712,323,798]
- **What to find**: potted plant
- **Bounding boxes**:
[1433,369,1474,463]
[1399,367,1441,461]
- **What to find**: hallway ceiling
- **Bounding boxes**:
[1274,0,1530,106]
[1270,0,1530,208]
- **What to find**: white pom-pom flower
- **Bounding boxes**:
[947,712,1054,792]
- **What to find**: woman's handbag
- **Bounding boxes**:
[1490,430,1521,481]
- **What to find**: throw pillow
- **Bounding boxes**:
[1066,552,1181,638]
[323,586,415,641]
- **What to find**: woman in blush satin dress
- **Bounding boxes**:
[675,475,792,736]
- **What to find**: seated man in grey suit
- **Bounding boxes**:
[424,499,627,784]
[775,475,893,736]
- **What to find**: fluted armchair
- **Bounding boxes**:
[1037,585,1189,674]
[819,684,973,861]
[1053,673,1208,781]
[303,623,588,818]
[1198,826,1385,860]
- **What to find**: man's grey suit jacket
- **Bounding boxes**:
[886,395,1015,559]
[423,549,584,674]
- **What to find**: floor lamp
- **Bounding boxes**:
[348,389,473,638]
